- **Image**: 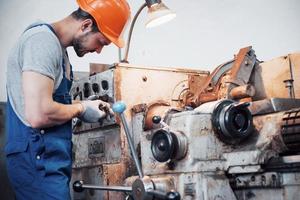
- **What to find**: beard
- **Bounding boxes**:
[72,33,89,57]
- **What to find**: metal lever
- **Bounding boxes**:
[73,180,132,193]
[233,102,250,109]
[152,115,169,129]
[113,101,144,178]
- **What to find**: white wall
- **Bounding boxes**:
[0,0,299,102]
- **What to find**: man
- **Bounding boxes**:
[5,0,130,199]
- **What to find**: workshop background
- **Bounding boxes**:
[0,0,299,199]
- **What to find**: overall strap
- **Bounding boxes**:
[25,23,73,81]
[24,23,56,36]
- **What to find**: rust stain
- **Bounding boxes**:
[114,65,122,102]
[229,46,252,79]
[131,103,147,113]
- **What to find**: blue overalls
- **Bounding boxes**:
[5,23,73,200]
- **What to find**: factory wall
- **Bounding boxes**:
[0,0,299,102]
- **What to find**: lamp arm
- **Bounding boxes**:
[122,2,147,63]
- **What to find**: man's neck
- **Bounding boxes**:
[51,16,80,48]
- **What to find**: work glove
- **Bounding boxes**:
[78,100,114,123]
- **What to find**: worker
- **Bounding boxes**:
[5,0,130,199]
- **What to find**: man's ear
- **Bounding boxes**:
[81,19,93,33]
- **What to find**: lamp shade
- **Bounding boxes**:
[145,2,176,28]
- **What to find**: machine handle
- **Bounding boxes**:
[73,180,132,193]
[113,101,144,178]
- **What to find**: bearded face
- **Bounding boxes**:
[72,31,92,57]
[72,30,111,57]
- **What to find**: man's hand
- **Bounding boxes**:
[78,100,114,123]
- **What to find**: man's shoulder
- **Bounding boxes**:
[21,22,60,47]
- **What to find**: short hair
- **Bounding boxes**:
[71,8,99,32]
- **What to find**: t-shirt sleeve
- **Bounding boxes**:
[21,31,61,80]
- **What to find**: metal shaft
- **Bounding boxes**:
[81,184,132,192]
[120,113,144,178]
[288,56,296,98]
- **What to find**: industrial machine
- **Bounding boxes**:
[70,47,300,200]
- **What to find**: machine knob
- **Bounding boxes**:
[112,101,126,113]
[73,180,84,193]
[166,191,181,200]
[152,115,162,124]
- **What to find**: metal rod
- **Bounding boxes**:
[288,56,296,98]
[118,47,122,62]
[81,184,132,192]
[120,113,144,178]
[122,2,147,63]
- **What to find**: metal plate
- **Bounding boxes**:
[72,126,121,168]
[88,137,105,159]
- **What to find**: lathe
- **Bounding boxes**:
[70,46,300,200]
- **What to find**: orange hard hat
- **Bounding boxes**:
[77,0,131,48]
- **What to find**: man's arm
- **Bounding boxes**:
[23,71,83,128]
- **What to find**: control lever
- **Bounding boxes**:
[233,102,250,109]
[152,116,169,129]
[73,180,132,192]
[112,101,144,178]
[73,181,180,200]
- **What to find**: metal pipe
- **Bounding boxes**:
[288,56,296,98]
[122,3,147,63]
[120,113,144,178]
[81,184,132,192]
[73,180,132,192]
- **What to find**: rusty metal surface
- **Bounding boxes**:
[185,49,300,109]
[70,49,300,200]
[103,163,128,200]
[71,64,205,199]
[253,111,286,153]
[229,46,254,84]
[253,53,300,100]
[218,47,257,99]
[249,98,300,115]
[185,46,257,107]
[185,59,234,106]
[229,84,255,99]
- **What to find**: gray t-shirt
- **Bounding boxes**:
[6,22,65,126]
